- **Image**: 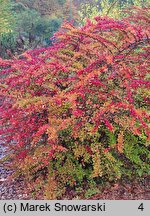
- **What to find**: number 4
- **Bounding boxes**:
[138,203,144,211]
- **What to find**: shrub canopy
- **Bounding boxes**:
[0,7,150,199]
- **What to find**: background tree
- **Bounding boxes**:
[78,0,150,24]
[0,0,14,34]
[14,0,67,16]
[0,0,16,58]
[0,0,65,58]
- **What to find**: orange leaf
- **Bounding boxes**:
[117,131,124,153]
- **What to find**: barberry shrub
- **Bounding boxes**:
[0,7,150,199]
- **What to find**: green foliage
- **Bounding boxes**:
[14,8,61,46]
[0,2,62,58]
[85,187,100,198]
[78,0,150,24]
[57,0,66,5]
[35,17,62,38]
[14,9,41,35]
[124,133,150,177]
[0,32,17,58]
[0,0,14,34]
